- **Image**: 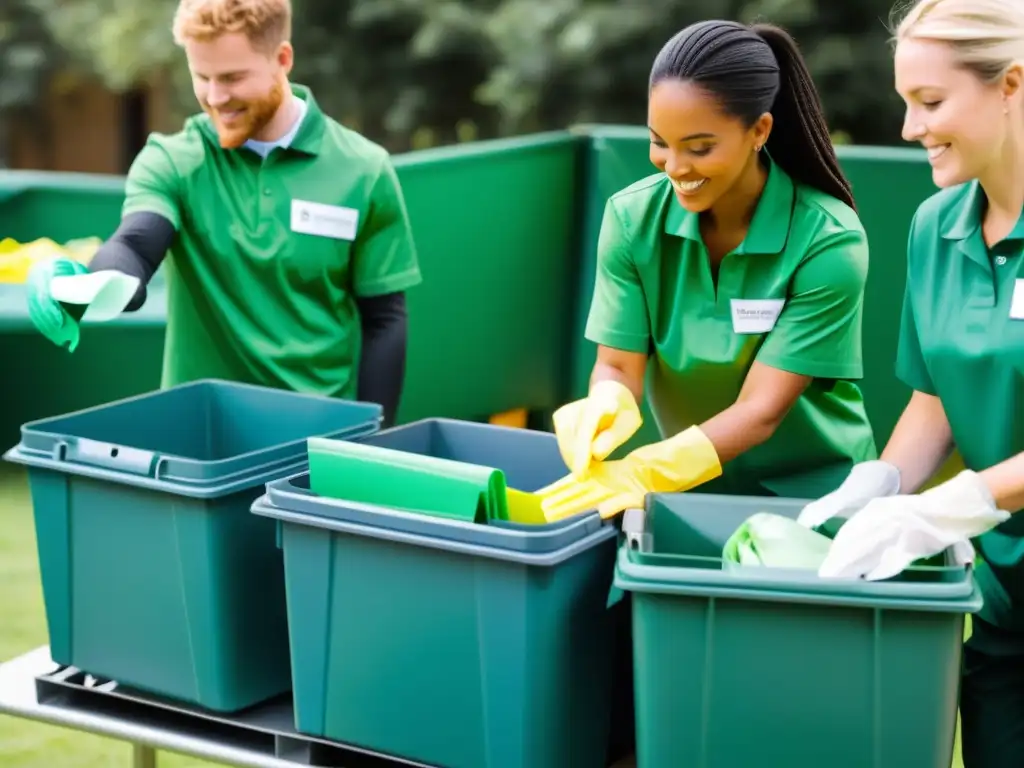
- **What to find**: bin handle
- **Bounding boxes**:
[56,438,160,477]
[621,507,651,553]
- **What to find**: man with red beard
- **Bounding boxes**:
[26,0,421,425]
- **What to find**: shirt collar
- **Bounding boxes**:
[663,154,795,255]
[198,82,326,157]
[286,84,326,156]
[941,179,1024,242]
[243,95,308,155]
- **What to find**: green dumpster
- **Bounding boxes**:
[0,132,583,447]
[0,171,170,449]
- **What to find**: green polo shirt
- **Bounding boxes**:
[119,83,422,399]
[897,180,1024,647]
[585,158,877,498]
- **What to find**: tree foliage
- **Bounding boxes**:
[0,0,66,116]
[30,0,179,89]
[25,0,909,152]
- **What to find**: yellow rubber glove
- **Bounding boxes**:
[537,426,723,521]
[552,379,643,477]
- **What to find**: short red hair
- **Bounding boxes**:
[172,0,291,52]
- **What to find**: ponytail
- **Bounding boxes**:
[751,24,856,210]
[650,20,856,210]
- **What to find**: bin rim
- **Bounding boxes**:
[351,415,558,447]
[363,415,543,432]
[612,544,984,613]
[252,494,619,567]
[2,379,383,499]
[262,471,609,554]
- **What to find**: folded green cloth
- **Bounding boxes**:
[722,513,950,573]
[722,512,833,570]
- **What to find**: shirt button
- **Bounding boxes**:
[263,188,272,196]
[996,255,1008,266]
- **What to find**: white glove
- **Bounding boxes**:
[797,460,902,528]
[818,470,1010,581]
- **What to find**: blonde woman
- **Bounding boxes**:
[802,1,1024,763]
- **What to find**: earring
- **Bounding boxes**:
[754,144,762,152]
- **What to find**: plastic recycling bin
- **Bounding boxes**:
[251,418,622,768]
[3,379,382,712]
[615,492,982,768]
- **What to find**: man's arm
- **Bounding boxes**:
[87,212,176,311]
[351,156,421,424]
[356,291,408,426]
[88,138,182,311]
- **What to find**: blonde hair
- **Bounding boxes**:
[893,0,1024,82]
[172,0,291,51]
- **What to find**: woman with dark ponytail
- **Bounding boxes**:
[540,20,877,518]
[539,23,877,763]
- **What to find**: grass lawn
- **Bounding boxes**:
[0,464,966,767]
[0,465,219,767]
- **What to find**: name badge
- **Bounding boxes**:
[1011,279,1024,320]
[290,199,359,241]
[731,299,785,334]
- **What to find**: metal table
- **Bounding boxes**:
[0,647,432,767]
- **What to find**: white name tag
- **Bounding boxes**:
[731,299,785,334]
[290,199,359,241]
[1011,279,1024,320]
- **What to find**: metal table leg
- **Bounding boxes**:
[132,743,157,768]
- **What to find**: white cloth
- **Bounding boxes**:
[797,460,902,528]
[818,471,1010,581]
[49,270,141,321]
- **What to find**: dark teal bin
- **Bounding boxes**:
[615,492,981,768]
[251,419,621,768]
[3,379,382,712]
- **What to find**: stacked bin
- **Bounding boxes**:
[615,492,982,768]
[3,379,382,712]
[250,418,622,768]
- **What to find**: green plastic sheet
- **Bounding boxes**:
[307,437,510,523]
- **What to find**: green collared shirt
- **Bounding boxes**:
[897,180,1024,644]
[585,158,877,497]
[121,83,422,398]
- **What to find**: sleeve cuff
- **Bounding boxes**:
[584,325,649,354]
[122,201,180,232]
[756,350,863,380]
[895,364,936,396]
[354,267,423,298]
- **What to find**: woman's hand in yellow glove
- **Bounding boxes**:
[537,426,723,521]
[552,379,642,477]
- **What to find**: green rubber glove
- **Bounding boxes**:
[26,257,90,352]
